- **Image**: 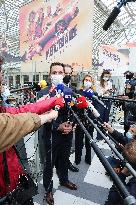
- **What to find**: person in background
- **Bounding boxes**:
[63,64,73,87]
[55,64,79,172]
[1,85,11,106]
[39,79,48,89]
[96,69,113,140]
[75,74,96,165]
[104,140,136,205]
[37,79,48,166]
[122,71,136,133]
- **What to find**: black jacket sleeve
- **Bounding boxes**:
[110,130,128,146]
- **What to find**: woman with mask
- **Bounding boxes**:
[96,70,113,140]
[75,74,97,165]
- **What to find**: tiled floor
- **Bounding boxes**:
[23,123,124,205]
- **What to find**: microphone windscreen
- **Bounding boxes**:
[83,89,94,99]
[57,84,64,94]
[54,97,65,109]
[76,96,88,109]
[103,7,120,31]
[63,86,73,103]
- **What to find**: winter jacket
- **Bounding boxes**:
[110,130,128,146]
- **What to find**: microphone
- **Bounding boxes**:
[57,84,73,103]
[54,97,65,111]
[83,89,106,108]
[76,95,100,118]
[56,84,64,94]
[103,7,120,31]
[76,96,88,109]
[102,0,133,31]
[87,101,100,118]
[63,86,73,103]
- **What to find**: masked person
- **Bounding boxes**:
[74,74,97,165]
[104,140,136,205]
[96,70,113,140]
[103,122,136,146]
[38,62,77,205]
[103,122,136,174]
[54,64,79,173]
[63,64,72,87]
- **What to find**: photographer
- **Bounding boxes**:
[123,71,136,132]
[105,140,136,205]
[124,71,135,99]
[103,122,136,146]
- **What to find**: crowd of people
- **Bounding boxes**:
[0,57,136,205]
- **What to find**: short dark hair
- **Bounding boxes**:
[50,62,65,73]
[64,64,73,73]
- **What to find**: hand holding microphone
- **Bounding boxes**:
[58,122,73,135]
[103,122,114,133]
[40,110,59,124]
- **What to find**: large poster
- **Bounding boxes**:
[19,0,93,73]
[99,45,129,76]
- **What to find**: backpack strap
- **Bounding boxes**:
[3,151,10,186]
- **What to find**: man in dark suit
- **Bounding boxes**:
[56,64,79,172]
[38,62,77,205]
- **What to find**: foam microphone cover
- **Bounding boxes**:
[57,84,64,94]
[83,89,94,98]
[103,7,120,31]
[63,86,73,103]
[76,96,88,109]
[54,97,65,110]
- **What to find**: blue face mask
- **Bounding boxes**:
[126,132,134,140]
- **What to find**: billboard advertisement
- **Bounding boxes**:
[99,45,129,76]
[19,0,94,73]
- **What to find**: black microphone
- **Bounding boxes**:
[103,7,121,31]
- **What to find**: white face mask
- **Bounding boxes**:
[103,77,109,81]
[51,74,64,86]
[126,131,134,140]
[84,81,92,89]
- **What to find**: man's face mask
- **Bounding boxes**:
[103,77,109,81]
[63,75,71,84]
[126,74,133,80]
[84,81,92,89]
[51,75,63,86]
